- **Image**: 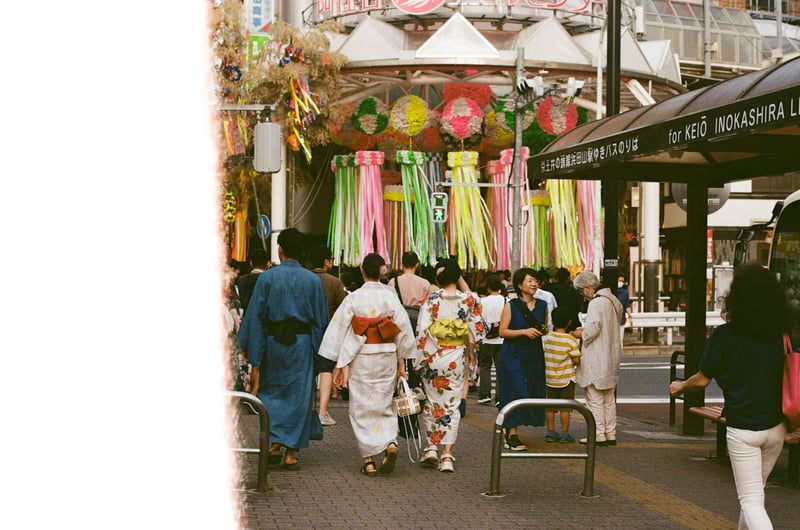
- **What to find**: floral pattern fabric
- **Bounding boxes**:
[413,289,485,446]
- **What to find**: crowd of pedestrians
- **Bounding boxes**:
[226,231,677,476]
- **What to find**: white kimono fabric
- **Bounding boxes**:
[318,282,416,457]
[413,289,486,446]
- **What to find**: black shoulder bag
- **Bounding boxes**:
[393,277,420,331]
[510,298,546,335]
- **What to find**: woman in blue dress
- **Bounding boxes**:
[497,267,549,451]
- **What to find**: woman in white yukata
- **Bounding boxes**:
[318,253,416,477]
[414,259,486,472]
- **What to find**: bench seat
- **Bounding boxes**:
[689,405,799,484]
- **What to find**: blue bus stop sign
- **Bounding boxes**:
[256,215,271,238]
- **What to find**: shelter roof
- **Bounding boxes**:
[531,56,800,185]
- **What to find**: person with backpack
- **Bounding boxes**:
[387,251,432,330]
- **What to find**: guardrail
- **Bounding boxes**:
[226,391,270,493]
[630,311,724,345]
[484,399,597,498]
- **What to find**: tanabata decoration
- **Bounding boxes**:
[356,151,388,262]
[222,111,249,156]
[390,95,429,138]
[527,187,551,269]
[425,153,449,258]
[536,96,579,136]
[328,104,374,151]
[575,180,602,271]
[396,151,435,266]
[447,151,494,270]
[328,154,360,267]
[352,97,389,136]
[485,110,514,149]
[232,210,248,262]
[548,179,584,269]
[415,111,445,153]
[288,75,319,162]
[486,159,510,270]
[376,129,407,160]
[223,190,238,222]
[440,98,484,149]
[383,184,408,271]
[442,84,493,109]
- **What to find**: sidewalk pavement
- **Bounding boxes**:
[233,393,798,529]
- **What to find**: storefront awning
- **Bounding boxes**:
[531,56,800,185]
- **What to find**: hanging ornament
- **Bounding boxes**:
[223,190,237,223]
[537,96,579,136]
[390,95,429,138]
[442,84,493,109]
[351,97,389,136]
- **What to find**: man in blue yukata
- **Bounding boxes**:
[238,227,329,470]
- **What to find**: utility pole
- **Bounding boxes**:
[511,47,525,272]
[603,0,621,292]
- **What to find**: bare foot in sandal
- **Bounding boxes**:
[361,460,377,477]
[380,443,399,475]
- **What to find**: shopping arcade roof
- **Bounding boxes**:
[531,55,800,185]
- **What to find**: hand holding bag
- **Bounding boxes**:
[783,334,800,431]
[394,376,421,417]
[395,376,422,461]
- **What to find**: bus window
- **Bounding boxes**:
[770,200,800,312]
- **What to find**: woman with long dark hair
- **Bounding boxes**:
[670,262,792,529]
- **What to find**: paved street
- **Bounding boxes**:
[232,392,799,529]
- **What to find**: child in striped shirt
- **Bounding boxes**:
[541,307,582,443]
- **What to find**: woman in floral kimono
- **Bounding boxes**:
[318,253,416,477]
[414,259,486,472]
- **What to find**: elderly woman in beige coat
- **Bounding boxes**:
[572,271,623,446]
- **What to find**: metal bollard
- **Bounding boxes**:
[485,398,597,498]
[227,391,270,493]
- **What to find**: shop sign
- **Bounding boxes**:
[391,0,446,15]
[316,0,601,20]
[246,0,274,62]
[534,85,800,179]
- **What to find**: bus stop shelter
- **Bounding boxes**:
[530,55,800,434]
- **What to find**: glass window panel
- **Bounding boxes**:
[739,36,757,65]
[647,24,665,40]
[691,4,717,29]
[663,27,683,52]
[727,10,751,25]
[672,1,694,18]
[720,33,737,62]
[683,28,702,60]
[653,0,675,16]
[647,13,662,24]
[711,7,729,22]
[717,22,737,32]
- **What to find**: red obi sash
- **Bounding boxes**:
[351,316,401,344]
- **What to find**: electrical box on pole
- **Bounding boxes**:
[431,192,448,223]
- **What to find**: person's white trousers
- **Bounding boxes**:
[727,422,787,530]
[584,384,616,438]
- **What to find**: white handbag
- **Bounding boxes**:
[394,376,421,417]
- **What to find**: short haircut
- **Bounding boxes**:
[401,251,420,269]
[486,274,504,293]
[434,258,461,287]
[512,267,538,297]
[361,253,386,280]
[277,228,305,259]
[249,248,269,269]
[573,270,600,290]
[551,306,572,330]
[535,268,550,283]
[310,244,333,268]
[555,267,570,283]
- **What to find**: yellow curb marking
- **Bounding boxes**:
[463,414,737,529]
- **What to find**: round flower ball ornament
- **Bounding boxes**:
[442,84,493,109]
[351,96,389,136]
[439,97,484,141]
[390,95,429,138]
[537,96,579,136]
[415,110,446,152]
